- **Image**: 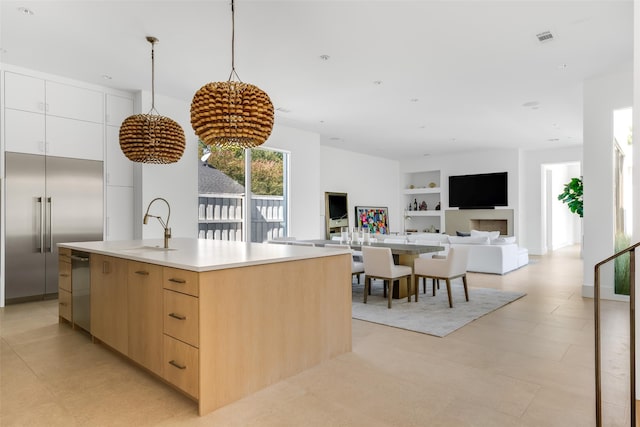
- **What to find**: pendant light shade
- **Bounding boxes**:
[190,0,274,149]
[120,37,186,164]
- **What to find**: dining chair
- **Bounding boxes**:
[362,246,414,309]
[413,247,469,308]
[325,244,365,283]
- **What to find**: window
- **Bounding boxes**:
[197,143,289,243]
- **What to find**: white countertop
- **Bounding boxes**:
[59,238,352,272]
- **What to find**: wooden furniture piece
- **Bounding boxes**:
[58,247,72,323]
[362,246,414,309]
[60,238,352,416]
[325,243,365,283]
[413,247,470,307]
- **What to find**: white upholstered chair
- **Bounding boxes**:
[362,246,414,309]
[413,247,470,308]
[325,244,365,283]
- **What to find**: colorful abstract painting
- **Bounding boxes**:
[355,206,389,234]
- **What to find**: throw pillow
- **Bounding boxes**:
[448,236,491,245]
[491,236,517,245]
[470,229,500,239]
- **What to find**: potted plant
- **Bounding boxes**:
[557,177,583,217]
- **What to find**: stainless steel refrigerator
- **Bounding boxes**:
[5,152,103,302]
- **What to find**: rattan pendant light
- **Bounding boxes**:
[119,36,186,164]
[190,0,274,149]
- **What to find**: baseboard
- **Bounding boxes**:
[582,284,630,302]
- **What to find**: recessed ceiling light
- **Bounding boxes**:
[319,54,330,61]
[276,107,291,113]
[319,120,325,124]
[419,125,426,129]
[329,137,341,141]
[423,153,430,157]
[547,138,560,142]
[17,7,34,15]
[410,98,419,103]
[0,48,7,54]
[373,80,382,85]
[558,64,568,70]
[522,101,539,107]
[101,74,112,80]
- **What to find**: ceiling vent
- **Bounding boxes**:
[536,31,555,43]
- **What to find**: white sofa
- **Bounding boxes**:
[405,231,529,275]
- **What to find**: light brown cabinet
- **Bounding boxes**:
[58,248,72,323]
[127,261,163,376]
[90,254,129,355]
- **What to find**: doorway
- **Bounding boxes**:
[542,162,582,254]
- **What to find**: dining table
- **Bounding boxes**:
[301,239,445,299]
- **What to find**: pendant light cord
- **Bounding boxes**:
[147,36,159,115]
[228,0,242,82]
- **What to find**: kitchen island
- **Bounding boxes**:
[58,238,353,416]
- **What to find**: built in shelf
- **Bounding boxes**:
[404,211,443,217]
[403,187,440,195]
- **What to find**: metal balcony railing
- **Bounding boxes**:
[594,242,639,426]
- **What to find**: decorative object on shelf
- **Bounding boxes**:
[419,201,427,211]
[435,202,441,211]
[191,0,274,149]
[428,225,437,233]
[557,176,583,217]
[355,206,389,234]
[408,203,412,211]
[119,37,186,164]
[413,199,418,210]
[409,184,415,189]
[428,182,436,188]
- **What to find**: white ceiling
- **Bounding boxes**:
[0,1,633,160]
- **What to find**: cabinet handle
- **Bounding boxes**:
[102,261,110,274]
[135,270,149,276]
[59,302,67,306]
[168,313,186,320]
[60,273,70,278]
[169,360,186,370]
[168,278,186,284]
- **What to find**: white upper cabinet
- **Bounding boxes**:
[46,116,104,160]
[4,72,46,113]
[4,109,46,154]
[105,126,133,186]
[46,81,104,123]
[106,94,134,127]
[106,186,134,240]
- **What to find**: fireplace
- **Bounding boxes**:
[445,209,514,236]
[470,219,508,235]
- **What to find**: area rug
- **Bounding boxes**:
[351,280,526,337]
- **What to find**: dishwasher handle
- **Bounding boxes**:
[70,254,90,262]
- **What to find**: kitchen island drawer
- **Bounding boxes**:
[163,289,199,347]
[163,335,199,399]
[58,289,72,322]
[163,267,199,297]
[59,259,72,292]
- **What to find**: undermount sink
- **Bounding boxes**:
[120,245,177,253]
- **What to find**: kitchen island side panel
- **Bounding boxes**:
[198,253,352,415]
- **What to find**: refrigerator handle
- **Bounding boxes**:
[36,197,44,253]
[47,197,53,252]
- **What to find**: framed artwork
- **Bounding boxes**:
[355,206,389,234]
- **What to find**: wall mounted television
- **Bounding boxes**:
[448,172,508,209]
[325,192,349,227]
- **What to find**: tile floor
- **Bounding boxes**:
[0,245,633,426]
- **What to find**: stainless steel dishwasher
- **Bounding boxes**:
[71,251,91,332]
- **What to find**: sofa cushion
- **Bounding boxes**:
[491,236,517,245]
[470,229,500,239]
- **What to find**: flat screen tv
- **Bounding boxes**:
[448,172,508,209]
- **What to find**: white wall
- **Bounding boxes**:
[134,91,199,241]
[400,149,520,236]
[521,146,582,255]
[633,0,640,397]
[320,146,400,233]
[546,163,581,251]
[263,125,322,240]
[582,65,633,299]
[134,96,323,241]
